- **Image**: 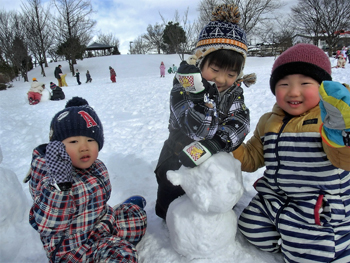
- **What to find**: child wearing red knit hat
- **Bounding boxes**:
[233,43,350,262]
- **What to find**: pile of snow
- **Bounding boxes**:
[0,53,348,263]
[166,152,243,259]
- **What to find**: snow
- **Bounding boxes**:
[0,53,349,263]
[166,153,243,259]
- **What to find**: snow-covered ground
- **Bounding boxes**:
[0,52,349,263]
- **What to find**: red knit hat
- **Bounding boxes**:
[270,43,332,95]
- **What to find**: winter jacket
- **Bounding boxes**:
[235,101,350,262]
[50,86,65,100]
[54,67,62,79]
[28,82,45,94]
[86,73,92,82]
[28,144,147,263]
[155,62,250,219]
[160,64,165,76]
[110,68,116,77]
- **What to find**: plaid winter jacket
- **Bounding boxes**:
[168,73,250,154]
[28,144,147,263]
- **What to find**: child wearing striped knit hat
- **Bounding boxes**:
[234,43,350,262]
[154,4,257,220]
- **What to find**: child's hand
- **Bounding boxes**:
[176,61,212,94]
[319,81,350,147]
[45,141,73,190]
[179,141,213,168]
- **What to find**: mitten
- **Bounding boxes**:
[176,60,212,94]
[45,141,73,190]
[178,138,225,168]
[319,81,350,147]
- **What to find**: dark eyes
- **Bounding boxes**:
[68,139,95,143]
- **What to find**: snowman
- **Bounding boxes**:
[166,152,244,259]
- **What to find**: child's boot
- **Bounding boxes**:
[122,195,146,209]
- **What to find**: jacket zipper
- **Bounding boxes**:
[273,115,293,187]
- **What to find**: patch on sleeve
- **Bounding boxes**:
[303,118,318,125]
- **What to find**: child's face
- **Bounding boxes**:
[62,136,99,169]
[275,74,320,116]
[201,60,238,92]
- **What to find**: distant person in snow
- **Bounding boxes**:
[25,97,147,263]
[335,53,346,68]
[27,77,46,105]
[74,69,81,85]
[160,61,165,77]
[341,46,347,63]
[172,64,178,73]
[49,82,65,101]
[235,43,350,263]
[86,70,92,83]
[109,66,116,83]
[167,67,173,74]
[54,65,63,87]
[154,4,256,220]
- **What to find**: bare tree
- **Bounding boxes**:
[197,0,220,28]
[224,0,281,35]
[142,23,164,54]
[0,11,15,69]
[96,33,120,48]
[257,17,296,56]
[53,0,96,74]
[130,36,150,54]
[0,11,31,81]
[291,0,350,56]
[197,0,281,37]
[21,0,54,77]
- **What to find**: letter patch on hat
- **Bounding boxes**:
[78,110,97,128]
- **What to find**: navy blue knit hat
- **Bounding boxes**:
[195,4,248,69]
[49,97,104,150]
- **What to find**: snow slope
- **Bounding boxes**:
[0,53,349,263]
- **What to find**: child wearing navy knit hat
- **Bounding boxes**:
[233,43,350,262]
[25,97,147,263]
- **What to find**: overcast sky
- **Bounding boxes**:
[2,0,294,54]
[2,0,201,54]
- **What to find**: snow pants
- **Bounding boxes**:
[155,131,193,220]
[51,203,147,263]
[111,75,116,83]
[238,193,350,263]
[28,92,42,105]
[57,78,63,87]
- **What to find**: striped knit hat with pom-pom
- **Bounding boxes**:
[50,82,58,90]
[49,97,104,150]
[195,4,248,69]
[270,43,332,95]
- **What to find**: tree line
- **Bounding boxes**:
[1,0,349,85]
